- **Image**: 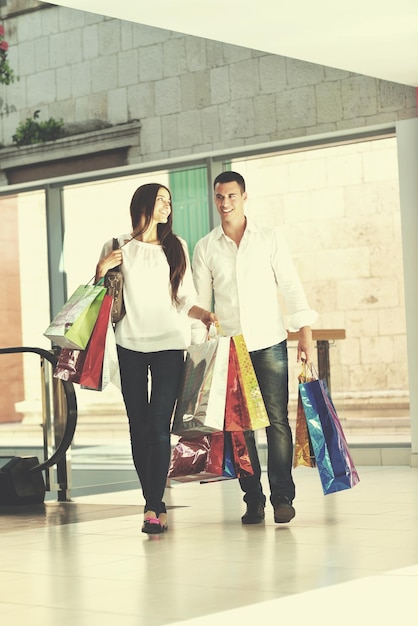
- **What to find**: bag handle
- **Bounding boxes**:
[207,321,225,339]
[299,359,318,382]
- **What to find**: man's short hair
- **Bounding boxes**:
[213,171,246,193]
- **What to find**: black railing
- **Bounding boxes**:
[0,346,78,501]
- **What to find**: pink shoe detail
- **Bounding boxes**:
[142,516,167,534]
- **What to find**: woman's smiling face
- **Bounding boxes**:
[152,187,172,225]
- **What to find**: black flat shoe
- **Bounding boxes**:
[141,517,168,534]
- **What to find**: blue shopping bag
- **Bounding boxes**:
[299,376,360,495]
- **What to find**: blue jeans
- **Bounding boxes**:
[117,346,184,515]
[239,340,295,506]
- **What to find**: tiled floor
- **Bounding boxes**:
[0,463,417,625]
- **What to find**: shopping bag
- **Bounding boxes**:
[79,294,113,391]
[168,432,224,482]
[299,373,360,495]
[199,432,238,484]
[200,431,256,484]
[293,392,316,468]
[224,340,252,431]
[293,365,316,468]
[230,431,255,478]
[53,301,120,391]
[53,348,87,383]
[44,283,107,349]
[101,314,121,390]
[222,432,237,479]
[232,335,270,430]
[171,337,229,437]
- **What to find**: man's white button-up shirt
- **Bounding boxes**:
[192,219,318,352]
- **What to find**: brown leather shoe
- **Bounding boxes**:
[273,497,295,524]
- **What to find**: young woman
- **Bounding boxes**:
[95,183,215,534]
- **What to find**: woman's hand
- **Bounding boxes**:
[200,309,218,330]
[95,249,123,282]
[188,306,217,330]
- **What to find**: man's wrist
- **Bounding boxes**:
[300,326,312,336]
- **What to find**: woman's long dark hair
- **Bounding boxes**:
[130,183,187,303]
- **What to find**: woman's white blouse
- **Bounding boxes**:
[99,235,197,352]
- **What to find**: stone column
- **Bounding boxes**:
[396,117,418,466]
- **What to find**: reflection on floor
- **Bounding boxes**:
[0,502,149,531]
[0,465,417,625]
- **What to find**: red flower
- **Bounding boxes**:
[0,24,17,84]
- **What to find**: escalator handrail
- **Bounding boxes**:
[0,346,77,472]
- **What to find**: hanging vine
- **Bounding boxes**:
[0,23,17,85]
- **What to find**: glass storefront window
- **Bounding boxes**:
[230,137,409,441]
[0,136,410,452]
[0,190,50,429]
[61,167,210,445]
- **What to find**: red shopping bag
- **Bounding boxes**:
[79,294,113,391]
[168,432,224,482]
[199,432,238,483]
[230,431,255,478]
[224,340,252,431]
[169,429,257,485]
[200,430,255,483]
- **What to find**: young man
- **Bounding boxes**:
[192,171,317,524]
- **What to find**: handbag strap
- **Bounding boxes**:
[112,235,134,252]
[94,228,152,284]
[112,226,145,253]
[111,238,122,271]
[90,233,137,286]
[105,233,137,274]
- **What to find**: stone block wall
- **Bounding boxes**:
[0,4,416,159]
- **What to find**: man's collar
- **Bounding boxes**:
[215,216,258,239]
[214,224,224,239]
[244,217,258,232]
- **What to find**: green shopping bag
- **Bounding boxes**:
[44,284,106,349]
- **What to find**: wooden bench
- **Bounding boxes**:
[287,329,346,392]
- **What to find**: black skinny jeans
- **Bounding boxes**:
[117,346,184,515]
